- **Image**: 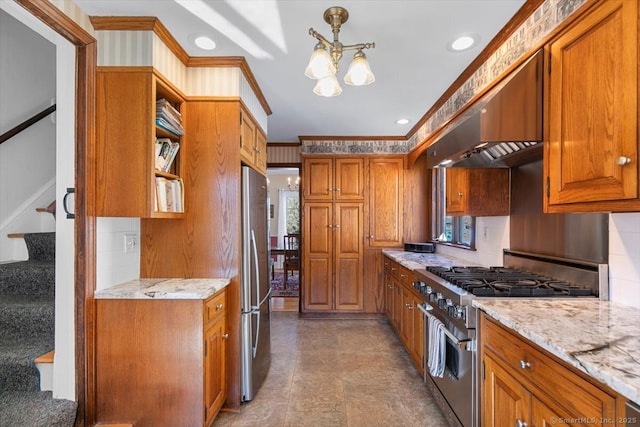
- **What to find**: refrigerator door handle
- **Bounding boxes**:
[250,229,260,309]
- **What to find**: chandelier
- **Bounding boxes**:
[304,6,375,97]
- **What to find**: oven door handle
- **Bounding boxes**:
[418,303,476,352]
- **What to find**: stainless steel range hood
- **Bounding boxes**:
[426,49,543,168]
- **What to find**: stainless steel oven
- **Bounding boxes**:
[413,250,607,427]
[418,302,476,427]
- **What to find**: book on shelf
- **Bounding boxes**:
[155,138,180,173]
[156,98,184,136]
[155,177,184,213]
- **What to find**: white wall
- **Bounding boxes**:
[96,218,141,291]
[0,9,56,260]
[609,213,640,308]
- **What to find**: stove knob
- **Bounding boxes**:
[447,305,457,317]
[456,306,466,320]
[446,299,454,306]
[425,286,433,295]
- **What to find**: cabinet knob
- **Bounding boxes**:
[516,420,528,427]
[222,333,229,340]
[519,360,531,369]
[617,156,632,166]
[328,224,333,228]
[334,224,340,228]
[216,304,224,311]
[369,235,374,239]
[327,188,333,192]
[400,273,407,278]
[458,192,464,197]
[387,284,394,289]
[335,188,340,192]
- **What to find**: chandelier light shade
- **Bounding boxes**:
[313,75,343,97]
[305,6,375,97]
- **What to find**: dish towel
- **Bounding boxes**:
[428,315,446,378]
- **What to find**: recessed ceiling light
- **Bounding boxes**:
[194,36,216,50]
[448,33,480,52]
[396,118,410,125]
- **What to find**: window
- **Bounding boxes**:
[432,168,476,249]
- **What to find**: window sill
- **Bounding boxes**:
[435,241,476,251]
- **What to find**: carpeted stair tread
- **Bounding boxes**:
[0,260,55,296]
[0,336,54,391]
[0,295,55,340]
[23,232,55,262]
[0,390,77,427]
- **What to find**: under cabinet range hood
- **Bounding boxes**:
[426,49,543,168]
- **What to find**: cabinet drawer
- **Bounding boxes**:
[482,316,616,420]
[398,265,415,286]
[204,291,226,325]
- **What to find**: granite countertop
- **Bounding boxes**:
[382,249,475,271]
[474,299,640,405]
[94,278,230,300]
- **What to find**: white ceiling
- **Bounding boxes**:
[74,0,526,142]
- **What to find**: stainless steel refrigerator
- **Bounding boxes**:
[241,166,271,402]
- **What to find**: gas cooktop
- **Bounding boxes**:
[424,265,594,297]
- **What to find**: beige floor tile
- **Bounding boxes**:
[214,312,449,427]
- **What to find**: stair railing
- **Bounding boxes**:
[0,104,56,145]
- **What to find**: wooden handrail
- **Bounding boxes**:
[0,104,56,145]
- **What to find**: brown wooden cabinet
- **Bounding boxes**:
[240,106,267,175]
[366,158,404,248]
[544,0,639,213]
[480,312,621,427]
[383,256,424,376]
[95,67,186,218]
[303,157,364,201]
[302,201,364,312]
[95,288,227,427]
[445,168,509,216]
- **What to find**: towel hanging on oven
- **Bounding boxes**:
[428,315,446,377]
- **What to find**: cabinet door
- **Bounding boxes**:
[303,158,333,200]
[400,287,414,347]
[546,0,638,209]
[255,130,267,174]
[384,264,395,320]
[240,108,256,165]
[303,202,333,311]
[482,354,531,427]
[204,316,226,425]
[334,203,364,311]
[410,293,424,374]
[445,168,467,215]
[367,158,404,247]
[335,158,364,200]
[393,280,403,331]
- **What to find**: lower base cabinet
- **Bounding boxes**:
[480,312,623,427]
[384,256,424,376]
[95,289,227,427]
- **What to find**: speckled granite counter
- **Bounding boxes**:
[474,299,640,405]
[382,249,476,271]
[94,278,230,299]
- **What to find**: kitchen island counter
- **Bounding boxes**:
[474,299,640,405]
[94,277,231,299]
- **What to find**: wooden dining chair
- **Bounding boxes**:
[283,234,300,287]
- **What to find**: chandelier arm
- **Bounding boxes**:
[341,42,376,52]
[308,28,333,49]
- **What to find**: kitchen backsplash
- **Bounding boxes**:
[609,213,640,308]
[96,217,140,291]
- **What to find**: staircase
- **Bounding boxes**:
[0,232,77,426]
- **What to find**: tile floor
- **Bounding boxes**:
[213,312,449,427]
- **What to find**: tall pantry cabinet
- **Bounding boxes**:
[301,155,429,314]
[302,158,365,311]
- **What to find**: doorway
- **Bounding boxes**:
[267,165,300,311]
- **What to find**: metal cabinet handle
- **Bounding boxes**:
[617,156,632,166]
[516,420,528,427]
[519,360,531,369]
[335,187,340,192]
[222,333,229,340]
[216,304,224,311]
[458,192,464,197]
[328,224,333,228]
[400,273,407,278]
[369,235,374,239]
[334,224,340,228]
[387,285,393,289]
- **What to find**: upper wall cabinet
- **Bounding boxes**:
[367,158,404,248]
[240,106,267,175]
[544,0,639,213]
[303,157,364,201]
[446,168,509,216]
[96,68,186,218]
